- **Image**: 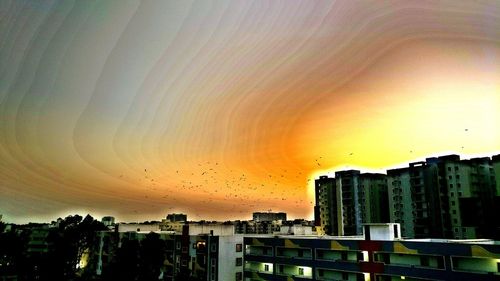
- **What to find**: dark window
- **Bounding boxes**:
[235,244,242,252]
[341,251,348,260]
[298,249,304,257]
[236,272,242,281]
[263,248,268,255]
[421,256,429,267]
[236,257,242,266]
[317,250,323,259]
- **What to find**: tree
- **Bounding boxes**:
[46,214,107,280]
[139,232,165,281]
[103,237,140,281]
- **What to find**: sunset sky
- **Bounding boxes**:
[1,0,499,223]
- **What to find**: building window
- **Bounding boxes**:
[318,269,324,277]
[421,256,429,267]
[341,251,348,260]
[264,264,270,271]
[317,250,323,259]
[211,243,217,252]
[342,272,349,280]
[298,267,304,276]
[196,241,206,250]
[176,242,181,250]
[236,244,242,252]
[236,272,242,281]
[236,257,243,266]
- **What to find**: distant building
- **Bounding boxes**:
[252,212,286,222]
[234,220,282,235]
[160,219,185,233]
[27,224,51,255]
[167,213,187,222]
[116,223,160,233]
[101,216,115,227]
[243,223,500,281]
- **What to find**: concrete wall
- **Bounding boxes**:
[217,235,244,281]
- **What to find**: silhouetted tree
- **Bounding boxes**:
[139,232,165,281]
[0,227,29,279]
[105,237,140,281]
[45,214,106,280]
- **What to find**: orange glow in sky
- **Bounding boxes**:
[1,1,499,223]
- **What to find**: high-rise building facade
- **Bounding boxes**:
[317,154,500,239]
[252,212,287,222]
[315,171,389,236]
[315,176,339,236]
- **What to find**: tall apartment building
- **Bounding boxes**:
[319,154,500,239]
[388,155,499,239]
[493,155,500,196]
[314,176,339,236]
[315,171,389,236]
[387,167,414,238]
[358,173,389,226]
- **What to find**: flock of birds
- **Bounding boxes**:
[124,128,471,217]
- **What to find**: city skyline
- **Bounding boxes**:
[1,1,500,224]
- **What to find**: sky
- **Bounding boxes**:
[1,0,499,223]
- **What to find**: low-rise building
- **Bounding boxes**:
[243,224,500,281]
[92,223,244,281]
